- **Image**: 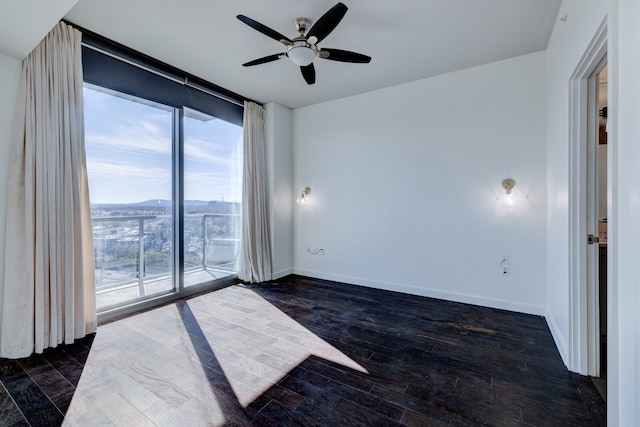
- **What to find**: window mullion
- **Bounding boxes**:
[173,108,185,292]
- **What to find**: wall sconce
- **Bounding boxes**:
[502,178,515,207]
[296,187,312,205]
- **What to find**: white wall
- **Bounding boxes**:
[544,0,608,367]
[0,53,22,331]
[265,102,294,279]
[293,51,547,315]
[545,0,640,423]
[610,0,640,424]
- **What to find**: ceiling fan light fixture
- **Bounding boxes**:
[287,42,318,66]
[238,3,370,84]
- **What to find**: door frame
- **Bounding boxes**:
[568,18,607,376]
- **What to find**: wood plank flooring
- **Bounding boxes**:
[0,275,606,426]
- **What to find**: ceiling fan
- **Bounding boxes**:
[237,2,371,85]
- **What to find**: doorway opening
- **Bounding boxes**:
[567,18,607,401]
[591,64,608,401]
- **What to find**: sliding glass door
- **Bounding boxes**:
[84,87,242,313]
[84,86,175,310]
[81,32,245,316]
[183,108,242,287]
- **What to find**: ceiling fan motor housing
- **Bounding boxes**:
[295,18,312,34]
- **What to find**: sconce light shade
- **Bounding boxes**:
[502,178,515,207]
[296,187,312,205]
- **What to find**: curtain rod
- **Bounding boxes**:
[64,19,260,108]
[80,42,245,108]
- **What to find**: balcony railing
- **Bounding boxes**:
[92,214,240,299]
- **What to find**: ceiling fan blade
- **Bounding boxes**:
[237,15,292,45]
[300,64,316,85]
[242,54,284,67]
[306,2,348,44]
[319,48,371,63]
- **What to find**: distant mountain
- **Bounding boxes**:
[132,199,172,207]
[185,200,212,207]
[91,199,240,217]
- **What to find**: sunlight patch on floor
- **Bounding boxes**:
[63,309,226,426]
[186,285,368,407]
[62,284,368,424]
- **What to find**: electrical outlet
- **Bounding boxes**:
[500,253,510,276]
[307,247,325,255]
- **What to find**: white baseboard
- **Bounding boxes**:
[293,268,546,316]
[272,268,293,280]
[545,306,569,367]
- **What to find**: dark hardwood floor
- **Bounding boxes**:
[0,275,606,426]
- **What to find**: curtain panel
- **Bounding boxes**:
[0,22,96,358]
[238,102,273,283]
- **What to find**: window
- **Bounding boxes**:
[182,108,242,287]
[82,35,244,315]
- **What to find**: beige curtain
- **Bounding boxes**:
[0,22,96,358]
[238,102,273,283]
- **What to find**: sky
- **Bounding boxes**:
[83,86,243,204]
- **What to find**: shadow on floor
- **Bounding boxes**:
[0,334,95,426]
[0,275,607,426]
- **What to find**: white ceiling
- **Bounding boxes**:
[0,0,79,59]
[1,0,562,109]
